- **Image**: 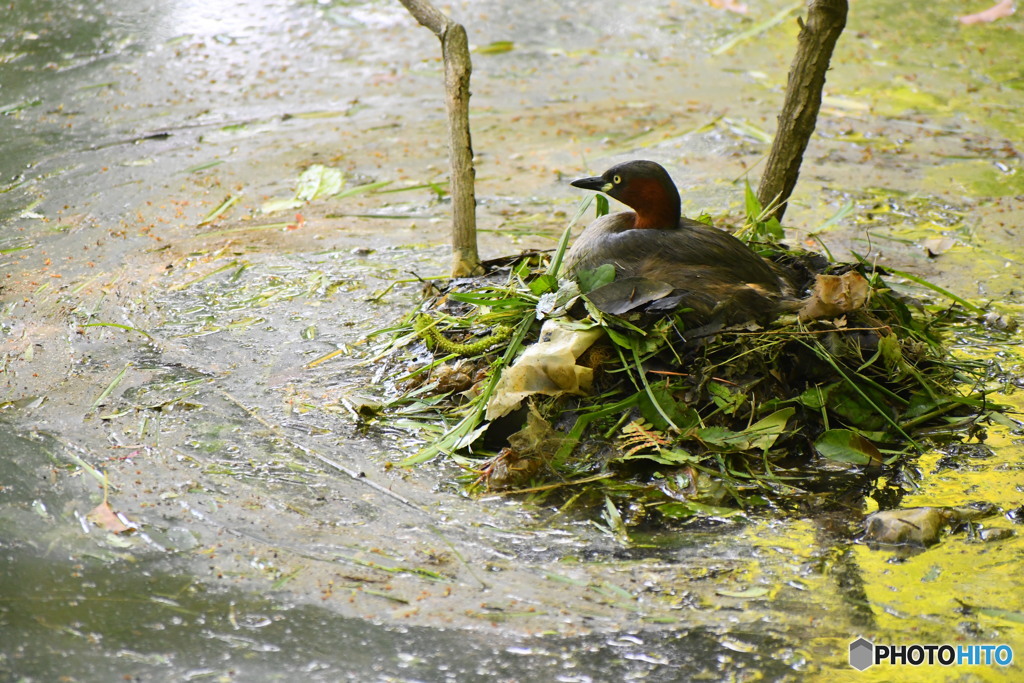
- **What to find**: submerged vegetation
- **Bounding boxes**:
[362,194,1013,521]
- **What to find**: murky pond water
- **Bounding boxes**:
[2,0,1022,680]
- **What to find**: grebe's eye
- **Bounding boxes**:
[613,175,621,184]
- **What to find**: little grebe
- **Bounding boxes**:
[566,160,792,325]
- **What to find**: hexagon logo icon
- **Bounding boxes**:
[849,637,874,671]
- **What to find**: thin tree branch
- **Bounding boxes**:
[397,0,482,276]
[757,0,848,223]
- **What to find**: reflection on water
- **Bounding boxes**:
[2,543,804,682]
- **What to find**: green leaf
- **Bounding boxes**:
[603,326,633,349]
[814,429,883,466]
[744,180,762,222]
[797,383,835,410]
[764,215,784,240]
[904,392,940,419]
[596,194,609,217]
[695,408,793,452]
[615,448,698,466]
[576,263,616,293]
[708,382,745,415]
[527,274,558,295]
[511,259,532,280]
[746,407,795,450]
[696,426,745,449]
[796,337,919,449]
[878,334,904,372]
[987,412,1021,429]
[261,165,348,213]
[829,384,891,432]
[638,385,699,432]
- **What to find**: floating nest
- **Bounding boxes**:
[364,218,1011,520]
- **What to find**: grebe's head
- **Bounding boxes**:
[570,160,681,229]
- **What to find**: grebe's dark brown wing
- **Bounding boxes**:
[570,223,783,293]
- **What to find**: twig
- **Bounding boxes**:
[218,390,425,513]
[397,0,481,276]
[757,0,848,221]
[722,325,889,336]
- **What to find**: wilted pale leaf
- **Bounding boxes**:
[296,164,344,201]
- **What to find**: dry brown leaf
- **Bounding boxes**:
[798,272,870,321]
[87,501,131,534]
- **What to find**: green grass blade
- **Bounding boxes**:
[548,195,594,278]
[198,194,241,226]
[91,362,131,411]
[712,1,804,56]
[876,263,983,313]
[81,322,154,340]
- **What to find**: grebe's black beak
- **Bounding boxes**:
[570,175,612,192]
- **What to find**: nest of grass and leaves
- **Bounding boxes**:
[362,190,1012,524]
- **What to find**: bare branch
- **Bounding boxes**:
[757,0,848,223]
[398,0,482,276]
